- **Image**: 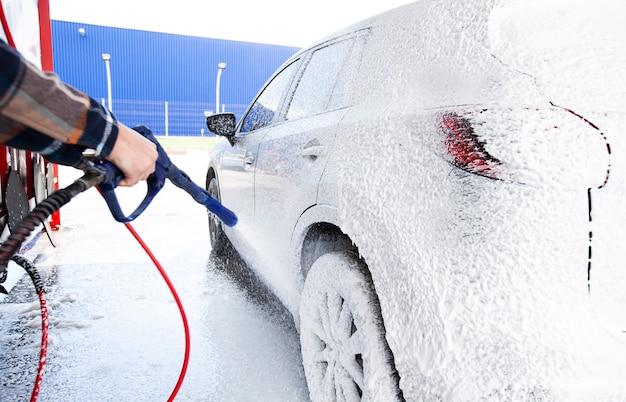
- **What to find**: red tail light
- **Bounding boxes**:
[440,112,501,179]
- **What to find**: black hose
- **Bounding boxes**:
[11,254,44,292]
[0,166,103,402]
[10,254,49,402]
[0,162,192,401]
[0,168,104,278]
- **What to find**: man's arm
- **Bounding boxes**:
[0,39,157,186]
[0,39,118,157]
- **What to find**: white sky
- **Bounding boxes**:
[48,0,416,47]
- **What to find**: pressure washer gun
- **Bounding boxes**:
[0,125,236,285]
[94,125,238,226]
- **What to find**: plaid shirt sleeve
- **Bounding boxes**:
[0,39,119,159]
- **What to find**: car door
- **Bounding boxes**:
[217,60,301,227]
[252,35,364,270]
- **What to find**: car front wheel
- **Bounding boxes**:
[299,251,403,401]
[206,175,227,254]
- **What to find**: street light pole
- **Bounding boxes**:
[102,53,112,111]
[216,62,226,114]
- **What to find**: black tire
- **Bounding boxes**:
[206,174,228,255]
[299,251,403,401]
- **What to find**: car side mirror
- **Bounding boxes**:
[206,113,236,138]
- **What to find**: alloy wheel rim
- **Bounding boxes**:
[309,291,365,398]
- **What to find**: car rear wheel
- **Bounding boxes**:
[206,175,227,254]
[299,251,403,401]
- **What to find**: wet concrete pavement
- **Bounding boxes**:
[0,153,310,401]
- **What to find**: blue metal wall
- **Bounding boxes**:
[51,21,300,136]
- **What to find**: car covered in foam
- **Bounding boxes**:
[205,0,626,399]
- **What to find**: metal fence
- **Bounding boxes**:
[106,99,249,137]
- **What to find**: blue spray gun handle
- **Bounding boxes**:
[95,159,165,222]
[96,126,238,226]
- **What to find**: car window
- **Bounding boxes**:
[328,32,367,110]
[240,60,301,133]
[286,38,355,121]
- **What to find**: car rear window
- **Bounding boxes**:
[286,37,356,120]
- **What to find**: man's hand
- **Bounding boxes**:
[105,123,158,187]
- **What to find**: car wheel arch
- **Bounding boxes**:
[300,222,357,277]
[290,205,355,279]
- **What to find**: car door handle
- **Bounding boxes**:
[244,152,255,166]
[301,145,326,158]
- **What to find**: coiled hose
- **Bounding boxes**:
[0,169,104,273]
[9,254,48,402]
[0,166,190,402]
[0,168,103,402]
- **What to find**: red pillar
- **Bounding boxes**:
[37,0,60,229]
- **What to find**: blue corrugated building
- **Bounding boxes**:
[51,21,300,136]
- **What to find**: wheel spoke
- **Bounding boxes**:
[327,293,344,342]
[318,293,332,344]
[336,298,353,340]
[323,359,337,398]
[310,319,328,346]
[339,328,364,390]
[341,325,362,356]
[335,365,363,401]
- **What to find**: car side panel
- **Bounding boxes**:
[252,110,347,311]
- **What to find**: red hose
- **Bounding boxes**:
[12,219,190,402]
[1,4,190,392]
[0,0,16,48]
[31,291,48,402]
[124,222,191,401]
[9,255,49,402]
